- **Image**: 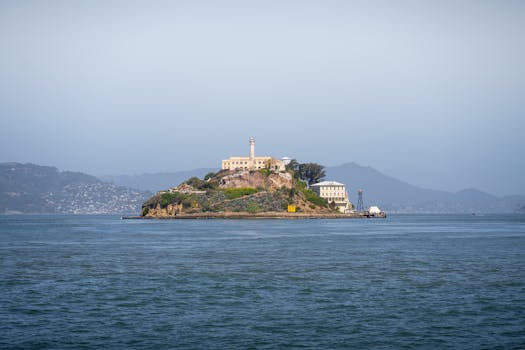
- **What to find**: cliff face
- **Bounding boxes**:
[218,170,292,190]
[142,201,184,217]
[141,169,334,217]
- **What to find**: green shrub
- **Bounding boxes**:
[181,196,195,209]
[222,187,258,200]
[142,207,149,216]
[246,201,261,214]
[202,180,219,190]
[258,168,270,177]
[160,193,176,208]
[204,172,216,181]
[304,189,327,207]
[292,178,327,207]
[294,179,307,191]
[159,192,195,208]
[201,201,214,212]
[186,177,206,189]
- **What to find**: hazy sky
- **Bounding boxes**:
[1,0,524,195]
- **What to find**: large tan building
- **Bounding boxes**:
[222,138,285,172]
[310,181,352,213]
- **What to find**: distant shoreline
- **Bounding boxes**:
[123,212,386,220]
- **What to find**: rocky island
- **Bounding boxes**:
[139,169,335,218]
[129,138,385,219]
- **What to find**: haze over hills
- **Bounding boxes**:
[326,163,525,213]
[0,163,151,214]
[1,161,524,214]
[99,168,215,194]
[101,162,525,214]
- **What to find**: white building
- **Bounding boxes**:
[221,138,285,172]
[281,157,293,166]
[310,181,352,213]
[368,206,381,215]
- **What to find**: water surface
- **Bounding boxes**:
[1,214,524,349]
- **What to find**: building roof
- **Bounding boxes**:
[223,156,275,161]
[310,181,345,187]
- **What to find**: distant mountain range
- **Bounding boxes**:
[326,162,525,213]
[0,163,151,214]
[2,162,524,214]
[101,162,525,214]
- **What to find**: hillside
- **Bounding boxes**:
[141,169,337,218]
[103,162,525,213]
[326,162,525,213]
[5,162,522,214]
[0,163,152,214]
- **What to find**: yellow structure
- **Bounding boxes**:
[222,138,285,172]
[287,204,296,213]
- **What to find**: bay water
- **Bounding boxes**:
[1,214,524,349]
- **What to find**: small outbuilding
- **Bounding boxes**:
[368,206,381,215]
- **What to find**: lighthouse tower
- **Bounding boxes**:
[249,137,255,169]
[221,138,285,171]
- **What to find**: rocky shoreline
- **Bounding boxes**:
[136,168,387,220]
[123,211,386,220]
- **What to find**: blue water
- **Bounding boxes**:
[0,215,524,349]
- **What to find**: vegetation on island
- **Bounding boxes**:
[286,160,326,186]
[223,187,259,199]
[140,160,334,217]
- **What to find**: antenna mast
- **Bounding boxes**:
[357,189,364,211]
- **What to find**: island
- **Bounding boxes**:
[126,138,386,219]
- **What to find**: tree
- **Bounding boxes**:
[286,159,326,186]
[204,172,216,181]
[285,159,300,174]
[298,163,326,186]
[186,177,205,189]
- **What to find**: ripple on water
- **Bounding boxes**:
[0,214,524,349]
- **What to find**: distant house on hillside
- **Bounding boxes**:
[222,138,285,172]
[310,181,352,213]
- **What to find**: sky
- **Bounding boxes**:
[0,0,524,196]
